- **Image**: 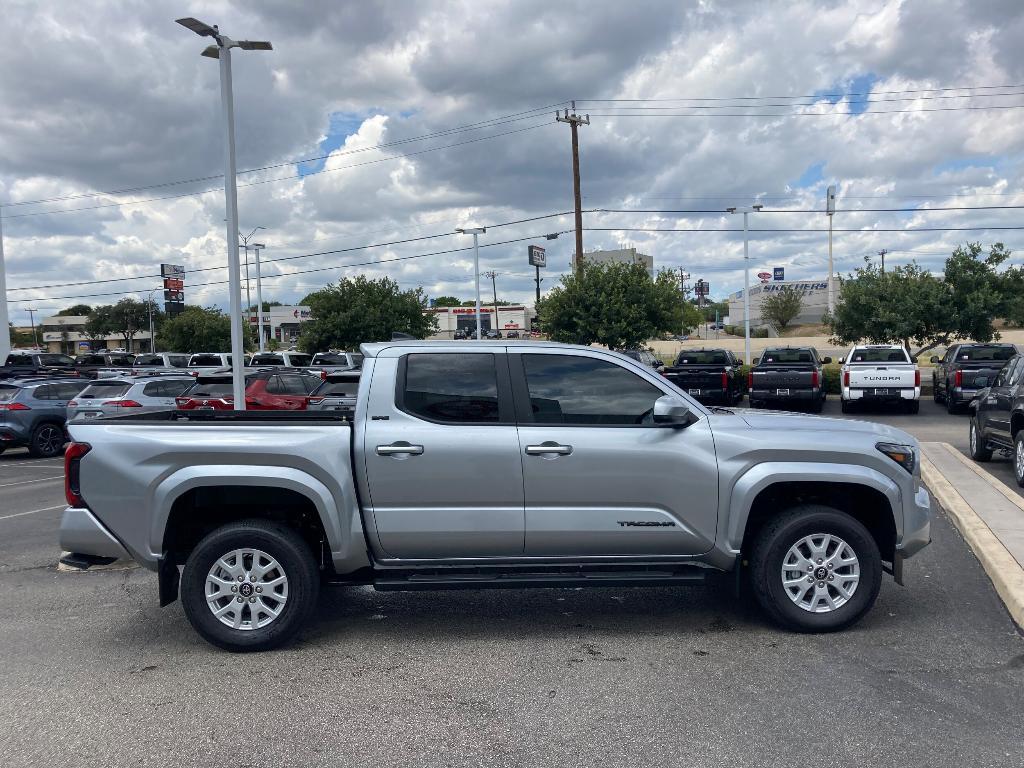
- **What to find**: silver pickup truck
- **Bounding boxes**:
[59,341,932,651]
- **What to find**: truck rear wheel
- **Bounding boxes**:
[181,520,320,652]
[750,505,881,633]
[969,419,992,462]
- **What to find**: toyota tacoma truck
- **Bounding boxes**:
[748,347,831,412]
[931,343,1017,414]
[59,341,931,652]
[840,344,920,414]
[661,348,744,405]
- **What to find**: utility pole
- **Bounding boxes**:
[252,242,266,352]
[147,289,157,353]
[878,249,888,273]
[678,268,691,336]
[826,184,836,315]
[484,271,500,334]
[0,206,10,362]
[556,102,589,271]
[26,308,38,349]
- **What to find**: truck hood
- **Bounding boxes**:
[723,408,916,445]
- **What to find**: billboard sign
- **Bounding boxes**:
[160,264,184,278]
[757,271,772,283]
[528,245,546,268]
[163,278,184,291]
[773,267,784,281]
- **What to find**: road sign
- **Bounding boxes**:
[694,279,710,296]
[757,271,772,282]
[528,245,546,267]
[773,267,784,281]
[164,289,184,302]
[163,278,184,291]
[161,264,184,278]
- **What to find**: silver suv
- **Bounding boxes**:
[68,375,196,421]
[0,378,89,457]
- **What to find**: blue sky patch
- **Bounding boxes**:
[794,161,825,188]
[297,112,374,176]
[814,72,879,115]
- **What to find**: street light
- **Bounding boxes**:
[455,227,486,339]
[0,207,10,362]
[26,308,38,350]
[176,17,272,410]
[726,204,763,365]
[252,242,266,352]
[239,226,265,333]
[147,289,158,353]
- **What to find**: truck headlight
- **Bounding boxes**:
[876,442,916,474]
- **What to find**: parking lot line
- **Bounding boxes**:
[0,504,66,522]
[0,476,64,488]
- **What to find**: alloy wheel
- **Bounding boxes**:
[1017,438,1024,483]
[781,533,860,613]
[970,421,978,454]
[205,548,289,631]
[37,425,64,456]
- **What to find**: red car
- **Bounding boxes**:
[176,371,323,411]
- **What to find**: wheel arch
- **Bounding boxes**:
[1011,409,1024,439]
[727,464,901,563]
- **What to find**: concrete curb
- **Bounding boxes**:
[921,449,1024,629]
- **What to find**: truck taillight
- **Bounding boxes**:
[915,369,921,387]
[175,398,189,407]
[811,370,819,388]
[747,372,753,389]
[65,442,91,507]
[721,371,728,389]
[843,370,850,387]
[955,370,962,388]
[108,400,142,407]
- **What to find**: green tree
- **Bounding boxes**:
[8,323,34,348]
[156,306,233,352]
[83,306,113,349]
[431,296,463,307]
[760,287,804,333]
[298,276,437,352]
[537,261,682,349]
[827,243,1022,357]
[58,304,92,316]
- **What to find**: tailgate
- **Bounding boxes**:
[663,367,725,389]
[956,364,1004,389]
[751,368,815,389]
[848,366,917,389]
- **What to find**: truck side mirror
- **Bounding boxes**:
[930,355,939,364]
[822,356,833,364]
[653,395,694,427]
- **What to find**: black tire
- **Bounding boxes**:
[750,505,882,633]
[969,418,993,462]
[1014,432,1024,488]
[28,422,66,458]
[905,400,920,415]
[933,376,943,403]
[840,399,852,414]
[946,389,959,414]
[181,520,320,652]
[809,399,823,414]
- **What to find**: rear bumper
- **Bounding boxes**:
[750,389,820,402]
[0,421,31,446]
[844,387,919,402]
[948,387,982,405]
[59,507,131,560]
[898,485,932,558]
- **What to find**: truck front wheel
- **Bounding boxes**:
[181,520,320,652]
[750,505,881,632]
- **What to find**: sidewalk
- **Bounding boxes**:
[920,441,1024,627]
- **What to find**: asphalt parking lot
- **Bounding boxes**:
[1,402,1022,767]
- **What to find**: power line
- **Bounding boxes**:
[579,90,1024,111]
[597,205,1024,213]
[585,104,1024,118]
[3,102,569,209]
[576,83,1024,102]
[585,226,1024,233]
[1,122,555,219]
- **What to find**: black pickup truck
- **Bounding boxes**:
[931,343,1017,414]
[662,348,744,405]
[0,351,79,380]
[969,352,1024,485]
[73,352,136,379]
[749,346,831,413]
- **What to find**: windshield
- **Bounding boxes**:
[187,382,233,398]
[77,382,131,399]
[133,355,163,366]
[312,353,350,365]
[957,346,1016,361]
[287,354,312,367]
[251,355,284,365]
[760,349,814,364]
[38,354,75,366]
[189,355,223,367]
[0,386,18,402]
[675,351,729,365]
[849,348,910,364]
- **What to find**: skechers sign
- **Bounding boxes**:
[756,281,829,294]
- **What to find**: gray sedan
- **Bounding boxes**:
[68,376,196,421]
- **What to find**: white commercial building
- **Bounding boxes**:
[727,277,842,330]
[40,315,155,354]
[246,305,313,344]
[426,305,537,337]
[581,247,654,278]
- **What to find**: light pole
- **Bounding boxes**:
[252,242,266,352]
[26,308,38,349]
[826,184,836,315]
[484,270,500,334]
[239,226,264,333]
[0,206,10,362]
[177,17,272,410]
[147,289,158,353]
[727,204,763,365]
[455,227,486,339]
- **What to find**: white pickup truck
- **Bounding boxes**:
[840,344,920,414]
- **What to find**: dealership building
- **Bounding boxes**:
[246,305,313,345]
[581,247,654,278]
[727,277,841,330]
[426,305,537,337]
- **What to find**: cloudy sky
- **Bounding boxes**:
[3,0,1024,324]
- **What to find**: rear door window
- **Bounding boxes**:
[0,386,19,401]
[850,348,910,363]
[78,381,132,399]
[287,354,312,367]
[252,354,285,366]
[760,349,814,364]
[400,353,501,424]
[957,346,1017,362]
[38,354,75,366]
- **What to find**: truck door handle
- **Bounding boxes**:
[376,442,424,456]
[525,442,573,456]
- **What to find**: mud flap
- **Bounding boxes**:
[882,553,905,586]
[158,556,180,607]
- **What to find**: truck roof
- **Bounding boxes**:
[360,340,594,357]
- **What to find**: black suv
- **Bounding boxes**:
[969,353,1024,485]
